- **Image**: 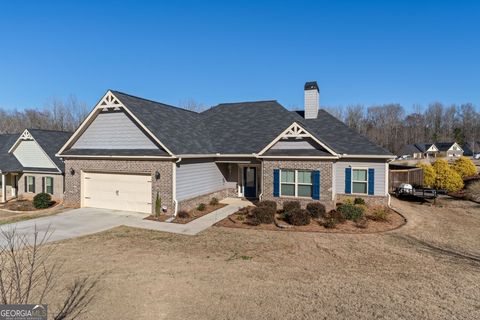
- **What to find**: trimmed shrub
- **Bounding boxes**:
[250,206,275,225]
[467,180,480,201]
[283,201,300,213]
[285,208,310,226]
[322,210,345,228]
[258,200,277,212]
[306,202,326,218]
[209,197,219,206]
[432,159,464,192]
[33,193,52,209]
[197,203,206,211]
[452,156,477,178]
[353,197,365,205]
[368,206,389,221]
[417,162,436,187]
[354,216,368,229]
[337,203,364,221]
[177,210,190,219]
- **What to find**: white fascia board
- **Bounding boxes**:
[340,154,396,159]
[57,90,175,157]
[258,155,339,160]
[257,122,338,157]
[7,129,33,154]
[56,154,175,160]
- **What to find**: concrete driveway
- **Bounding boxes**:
[0,198,250,245]
[0,208,150,245]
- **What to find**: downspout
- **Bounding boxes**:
[386,158,394,207]
[258,159,264,201]
[173,157,182,216]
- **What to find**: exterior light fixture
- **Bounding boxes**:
[69,168,75,175]
[155,171,161,180]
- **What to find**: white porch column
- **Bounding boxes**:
[1,174,6,204]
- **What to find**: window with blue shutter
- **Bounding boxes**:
[345,168,352,194]
[273,169,280,197]
[312,170,320,200]
[368,168,375,195]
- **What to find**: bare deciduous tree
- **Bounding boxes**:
[0,226,100,320]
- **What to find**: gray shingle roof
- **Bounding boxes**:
[64,91,393,157]
[0,129,71,173]
[62,149,168,156]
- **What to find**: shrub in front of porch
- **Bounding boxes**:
[285,208,310,226]
[283,201,300,214]
[258,200,277,212]
[33,193,52,209]
[250,206,275,225]
[306,202,326,218]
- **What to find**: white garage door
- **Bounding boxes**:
[82,172,152,213]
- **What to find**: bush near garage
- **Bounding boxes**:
[33,193,52,209]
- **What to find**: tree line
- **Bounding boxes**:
[323,102,479,154]
[0,96,89,134]
[1,96,478,155]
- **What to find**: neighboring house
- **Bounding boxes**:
[435,142,463,157]
[462,141,480,157]
[0,129,71,203]
[399,143,439,159]
[57,82,395,215]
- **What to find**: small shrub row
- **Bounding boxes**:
[337,203,365,221]
[250,206,276,225]
[285,208,310,226]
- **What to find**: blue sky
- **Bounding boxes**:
[0,0,479,112]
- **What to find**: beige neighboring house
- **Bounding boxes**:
[56,81,395,216]
[435,142,464,158]
[0,129,71,203]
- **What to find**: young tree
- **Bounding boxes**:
[451,156,478,178]
[417,162,436,187]
[432,159,464,192]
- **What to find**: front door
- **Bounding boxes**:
[243,167,257,198]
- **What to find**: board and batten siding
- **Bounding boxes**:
[270,138,317,150]
[71,112,158,149]
[176,160,228,201]
[335,159,387,196]
[13,140,57,168]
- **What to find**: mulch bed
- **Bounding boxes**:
[173,203,228,224]
[0,200,56,212]
[144,203,228,224]
[215,207,406,234]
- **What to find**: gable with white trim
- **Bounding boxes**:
[71,110,159,150]
[13,140,56,169]
[258,122,337,156]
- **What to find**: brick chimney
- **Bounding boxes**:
[304,81,319,119]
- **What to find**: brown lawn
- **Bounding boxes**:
[38,197,480,319]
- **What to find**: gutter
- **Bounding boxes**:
[172,157,182,217]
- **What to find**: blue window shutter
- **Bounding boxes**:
[273,169,280,197]
[312,170,320,200]
[368,168,375,195]
[345,168,352,194]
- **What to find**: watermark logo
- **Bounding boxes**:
[0,304,47,320]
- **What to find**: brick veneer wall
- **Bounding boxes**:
[64,159,174,214]
[178,187,237,212]
[336,194,388,207]
[262,160,335,210]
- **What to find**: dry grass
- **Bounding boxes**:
[41,197,480,320]
[0,204,65,225]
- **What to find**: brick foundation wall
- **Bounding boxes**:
[64,159,174,214]
[178,187,237,212]
[336,194,388,207]
[262,160,335,211]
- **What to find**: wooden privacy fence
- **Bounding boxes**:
[389,164,424,192]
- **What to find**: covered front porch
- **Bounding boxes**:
[0,172,19,204]
[215,159,262,199]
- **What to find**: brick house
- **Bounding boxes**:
[0,129,71,203]
[57,82,395,215]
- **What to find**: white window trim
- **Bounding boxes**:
[26,176,35,193]
[44,176,54,195]
[351,168,369,195]
[279,169,313,198]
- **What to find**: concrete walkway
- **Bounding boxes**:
[0,198,252,245]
